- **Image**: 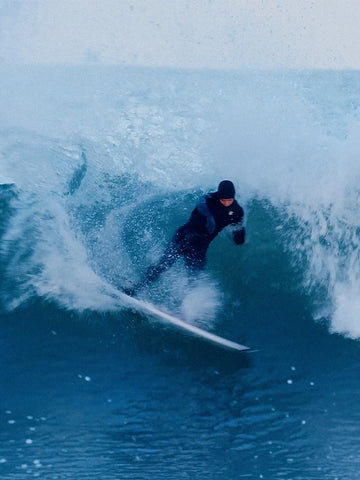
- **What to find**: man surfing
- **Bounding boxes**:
[124,180,246,296]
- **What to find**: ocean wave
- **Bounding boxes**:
[1,67,360,338]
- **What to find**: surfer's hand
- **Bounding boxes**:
[233,229,245,245]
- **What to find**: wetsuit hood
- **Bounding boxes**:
[217,180,235,199]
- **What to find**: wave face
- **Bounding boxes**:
[1,66,360,479]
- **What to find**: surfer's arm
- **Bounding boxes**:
[194,194,216,235]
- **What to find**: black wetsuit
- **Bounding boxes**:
[143,191,245,286]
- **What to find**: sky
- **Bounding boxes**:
[1,0,360,70]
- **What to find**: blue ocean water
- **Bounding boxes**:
[1,66,360,479]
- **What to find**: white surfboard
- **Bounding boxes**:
[115,290,250,352]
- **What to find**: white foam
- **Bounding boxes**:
[332,285,360,339]
[180,283,221,328]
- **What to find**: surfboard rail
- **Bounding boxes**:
[115,290,250,352]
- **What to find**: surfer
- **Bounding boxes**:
[124,180,246,296]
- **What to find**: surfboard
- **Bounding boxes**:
[115,290,250,352]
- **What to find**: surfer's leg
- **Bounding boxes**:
[183,240,208,273]
[124,230,185,295]
[184,253,206,273]
[143,227,189,284]
[144,242,180,283]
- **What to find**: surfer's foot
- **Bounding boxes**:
[121,280,138,297]
[122,285,137,296]
[122,278,149,297]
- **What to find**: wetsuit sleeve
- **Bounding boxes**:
[195,194,216,235]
